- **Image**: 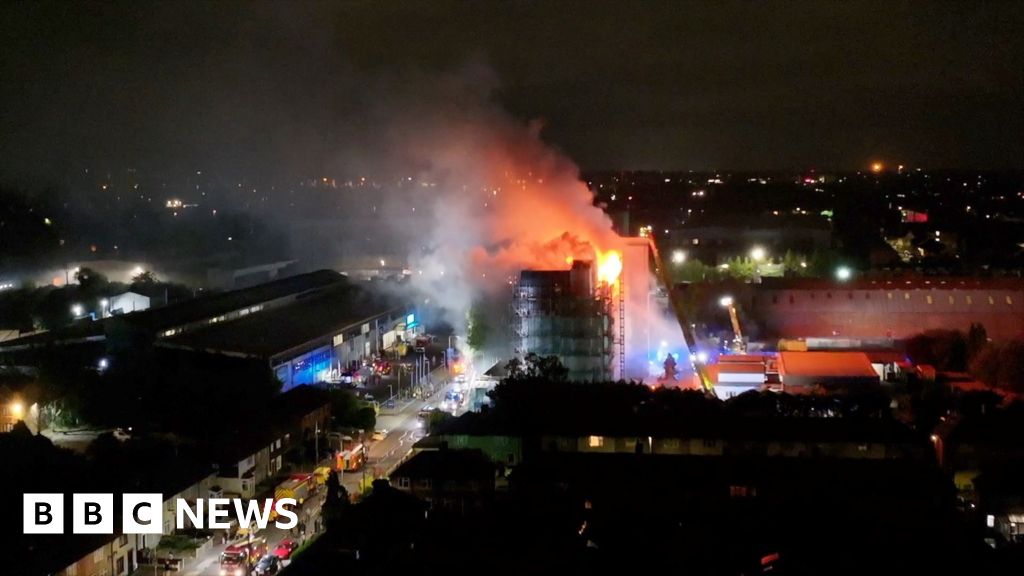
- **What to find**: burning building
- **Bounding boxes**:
[510,237,685,383]
[510,260,614,381]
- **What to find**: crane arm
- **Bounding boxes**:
[645,237,714,391]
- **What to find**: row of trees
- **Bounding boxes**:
[668,249,842,283]
[971,340,1024,392]
[493,355,892,424]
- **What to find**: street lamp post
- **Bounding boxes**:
[749,246,766,283]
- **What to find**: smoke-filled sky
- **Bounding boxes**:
[2,0,1023,185]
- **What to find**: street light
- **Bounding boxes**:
[71,303,84,317]
[671,249,686,265]
[749,246,766,262]
[835,266,852,281]
[10,401,23,419]
[719,296,734,308]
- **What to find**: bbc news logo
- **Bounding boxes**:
[23,494,299,535]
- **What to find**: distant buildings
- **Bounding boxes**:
[748,277,1024,340]
[673,213,831,265]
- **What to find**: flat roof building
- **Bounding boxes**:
[778,351,879,391]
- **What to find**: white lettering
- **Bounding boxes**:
[273,499,298,530]
[123,494,163,534]
[207,498,231,529]
[176,499,203,530]
[233,499,274,531]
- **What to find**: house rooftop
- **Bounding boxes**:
[392,448,494,482]
[778,351,878,378]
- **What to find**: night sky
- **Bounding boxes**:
[1,0,1022,183]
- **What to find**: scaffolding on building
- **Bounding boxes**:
[509,261,615,381]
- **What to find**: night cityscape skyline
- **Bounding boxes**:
[4,2,1024,576]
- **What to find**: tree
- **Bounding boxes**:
[504,357,524,379]
[328,389,376,431]
[905,330,968,371]
[74,267,107,292]
[321,470,349,532]
[517,353,568,382]
[969,344,1000,388]
[466,302,490,351]
[966,323,988,360]
[131,270,156,285]
[996,340,1024,393]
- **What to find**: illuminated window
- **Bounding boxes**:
[989,296,995,305]
[588,435,604,448]
[887,292,893,300]
[966,295,973,305]
[904,292,911,300]
[926,295,933,304]
[1008,296,1014,305]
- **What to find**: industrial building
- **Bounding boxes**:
[509,236,669,383]
[162,280,414,390]
[0,270,417,391]
[0,270,345,353]
[748,277,1024,341]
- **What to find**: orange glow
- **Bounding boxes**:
[565,255,574,265]
[597,250,623,284]
[870,162,884,174]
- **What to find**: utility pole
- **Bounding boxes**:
[314,421,319,470]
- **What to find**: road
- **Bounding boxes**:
[178,491,324,576]
[168,366,467,576]
[341,366,460,494]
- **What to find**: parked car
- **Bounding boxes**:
[253,554,282,575]
[273,539,299,560]
[371,429,389,441]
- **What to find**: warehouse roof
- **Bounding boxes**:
[0,269,344,352]
[162,281,402,359]
[778,351,877,378]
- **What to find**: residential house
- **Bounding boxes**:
[391,448,496,515]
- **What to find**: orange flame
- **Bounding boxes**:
[597,250,622,285]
